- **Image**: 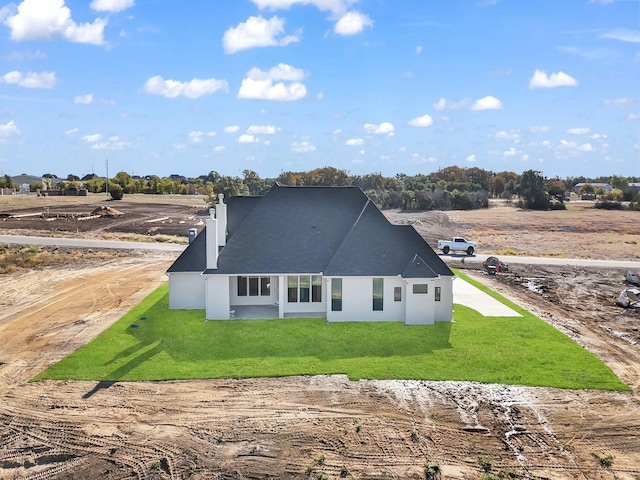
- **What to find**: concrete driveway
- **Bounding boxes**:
[452,277,522,317]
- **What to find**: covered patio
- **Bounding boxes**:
[228,305,325,320]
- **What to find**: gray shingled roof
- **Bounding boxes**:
[169,184,453,278]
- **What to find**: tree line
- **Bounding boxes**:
[3,167,639,211]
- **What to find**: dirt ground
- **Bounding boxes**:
[1,195,640,479]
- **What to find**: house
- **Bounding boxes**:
[572,182,613,194]
[166,184,455,324]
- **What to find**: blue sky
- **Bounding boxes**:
[0,0,638,180]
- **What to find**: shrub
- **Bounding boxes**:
[108,181,124,200]
[423,459,441,480]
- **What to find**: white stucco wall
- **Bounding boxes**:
[434,277,454,321]
[168,273,205,309]
[404,279,436,325]
[205,275,231,320]
[325,276,405,322]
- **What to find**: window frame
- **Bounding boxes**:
[413,284,428,294]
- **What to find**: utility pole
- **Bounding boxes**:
[105,158,109,199]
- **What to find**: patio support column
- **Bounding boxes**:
[278,275,285,318]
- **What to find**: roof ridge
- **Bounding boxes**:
[324,197,371,272]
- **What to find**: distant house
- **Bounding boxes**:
[81,173,99,181]
[573,182,613,193]
[166,184,455,324]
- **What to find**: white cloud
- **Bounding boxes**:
[247,125,280,134]
[529,125,550,133]
[224,125,240,133]
[237,64,307,101]
[600,28,640,43]
[82,133,103,142]
[566,127,590,135]
[628,113,640,121]
[494,129,521,142]
[466,154,476,163]
[415,45,423,55]
[603,97,637,107]
[433,97,469,110]
[578,143,594,152]
[503,147,518,158]
[4,0,107,46]
[73,93,93,104]
[222,15,299,54]
[65,128,78,136]
[143,75,228,99]
[251,0,353,14]
[529,69,578,88]
[1,70,56,88]
[591,133,607,140]
[0,120,21,141]
[238,134,258,143]
[334,10,372,36]
[364,122,395,136]
[407,114,433,127]
[214,145,226,152]
[345,138,364,146]
[90,0,134,12]
[470,95,503,111]
[290,141,316,152]
[188,131,204,143]
[91,136,132,150]
[332,128,342,135]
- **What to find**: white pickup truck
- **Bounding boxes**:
[437,237,477,255]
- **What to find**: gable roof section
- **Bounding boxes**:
[211,184,368,274]
[166,226,207,273]
[226,195,261,240]
[324,200,452,278]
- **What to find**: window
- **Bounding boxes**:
[260,277,270,296]
[312,275,322,302]
[249,276,259,296]
[300,275,310,302]
[287,275,323,303]
[373,278,383,311]
[288,276,298,302]
[435,286,441,302]
[413,284,428,294]
[237,276,271,297]
[331,278,342,311]
[237,276,248,296]
[394,286,402,302]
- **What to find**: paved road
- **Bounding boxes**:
[441,253,640,270]
[2,234,639,268]
[0,234,186,252]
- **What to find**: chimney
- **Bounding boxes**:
[215,193,227,247]
[206,210,218,269]
[188,228,197,245]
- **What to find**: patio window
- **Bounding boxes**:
[312,275,322,302]
[300,275,310,302]
[373,278,383,311]
[287,275,323,303]
[331,278,342,311]
[237,276,271,297]
[249,276,259,296]
[435,286,441,302]
[288,276,298,302]
[260,277,270,296]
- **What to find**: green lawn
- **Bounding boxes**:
[34,274,630,391]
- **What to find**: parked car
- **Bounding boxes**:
[437,237,477,255]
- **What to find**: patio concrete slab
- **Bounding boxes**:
[453,277,522,317]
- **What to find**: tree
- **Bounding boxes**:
[519,170,549,209]
[610,175,629,190]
